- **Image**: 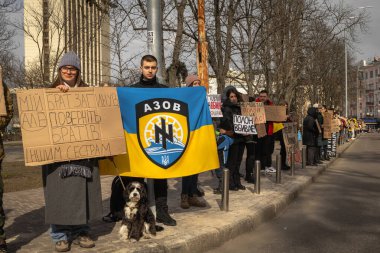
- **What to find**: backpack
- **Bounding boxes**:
[102,176,130,222]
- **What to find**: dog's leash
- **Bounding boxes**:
[111,159,126,191]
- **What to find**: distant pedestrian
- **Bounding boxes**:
[42,52,103,252]
[0,71,14,253]
[180,75,206,209]
[303,107,319,166]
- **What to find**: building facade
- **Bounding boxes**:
[357,59,380,119]
[24,0,110,86]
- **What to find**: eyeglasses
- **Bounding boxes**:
[61,67,78,73]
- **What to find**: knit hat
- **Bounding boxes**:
[185,74,200,87]
[58,51,81,71]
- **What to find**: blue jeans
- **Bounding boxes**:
[50,224,89,242]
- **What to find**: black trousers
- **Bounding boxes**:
[181,174,198,196]
[306,146,317,165]
[227,142,245,188]
[245,142,256,179]
[257,135,275,168]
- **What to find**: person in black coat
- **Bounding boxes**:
[220,87,246,191]
[127,55,176,227]
[303,107,319,166]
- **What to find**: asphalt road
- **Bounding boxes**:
[207,133,380,253]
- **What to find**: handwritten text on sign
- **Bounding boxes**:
[240,102,266,124]
[207,94,222,118]
[17,87,126,166]
[233,115,257,134]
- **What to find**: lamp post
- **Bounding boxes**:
[344,6,372,118]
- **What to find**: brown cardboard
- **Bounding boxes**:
[332,118,341,133]
[282,122,299,149]
[0,66,7,116]
[264,106,287,122]
[322,111,333,138]
[240,102,266,124]
[17,87,126,166]
[256,123,267,138]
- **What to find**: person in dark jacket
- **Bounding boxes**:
[0,67,13,253]
[255,90,276,173]
[314,103,324,164]
[302,107,319,166]
[128,55,176,226]
[220,87,246,191]
[179,74,206,209]
[43,52,103,252]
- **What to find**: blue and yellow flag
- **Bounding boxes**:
[99,87,219,178]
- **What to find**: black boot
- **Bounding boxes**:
[213,177,222,194]
[156,197,176,226]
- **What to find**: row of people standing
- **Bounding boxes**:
[219,88,289,191]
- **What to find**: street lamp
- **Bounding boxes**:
[344,6,372,118]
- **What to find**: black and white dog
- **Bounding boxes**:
[119,181,156,242]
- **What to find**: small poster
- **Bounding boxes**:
[207,94,222,118]
[233,114,257,134]
[240,102,266,124]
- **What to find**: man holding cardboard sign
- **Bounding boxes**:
[255,90,276,173]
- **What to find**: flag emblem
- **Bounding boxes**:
[136,98,189,169]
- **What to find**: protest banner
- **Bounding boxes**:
[233,114,257,134]
[0,66,7,116]
[240,102,266,124]
[322,111,333,138]
[264,105,287,122]
[332,118,341,133]
[207,94,222,118]
[17,87,126,166]
[282,122,301,164]
[327,133,337,157]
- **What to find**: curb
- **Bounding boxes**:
[117,137,357,253]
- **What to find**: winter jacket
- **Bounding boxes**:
[302,107,319,146]
[130,75,168,88]
[220,99,245,143]
[0,81,13,160]
[43,80,102,225]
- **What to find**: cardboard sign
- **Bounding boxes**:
[327,133,337,157]
[322,111,332,139]
[207,94,222,118]
[0,66,7,116]
[264,106,287,122]
[282,122,301,165]
[240,102,266,124]
[17,87,126,166]
[256,123,267,138]
[283,122,299,150]
[233,114,257,134]
[332,119,341,133]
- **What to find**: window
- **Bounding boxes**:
[370,71,374,78]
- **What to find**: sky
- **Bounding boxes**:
[340,0,380,62]
[11,0,379,64]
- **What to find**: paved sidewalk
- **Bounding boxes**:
[3,138,357,253]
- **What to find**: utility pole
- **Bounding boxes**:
[147,0,165,82]
[146,0,165,215]
[197,0,209,92]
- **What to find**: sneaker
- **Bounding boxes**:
[265,167,276,173]
[73,234,95,248]
[55,240,70,252]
